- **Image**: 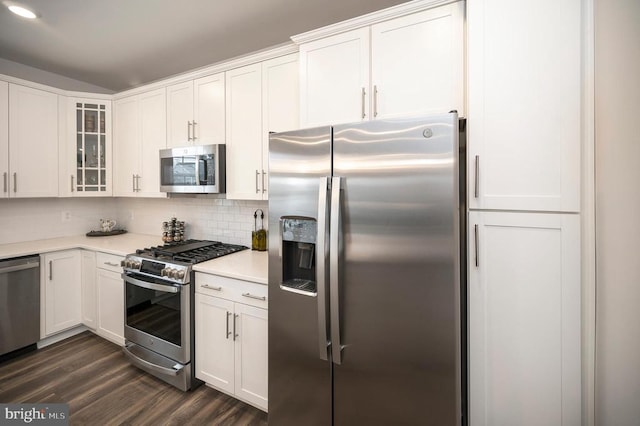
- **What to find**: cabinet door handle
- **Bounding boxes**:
[233,313,239,341]
[373,85,378,118]
[474,155,479,198]
[202,284,222,291]
[49,260,53,280]
[70,175,74,192]
[13,172,17,193]
[255,170,260,194]
[261,170,267,194]
[135,174,141,192]
[474,224,479,267]
[132,174,136,192]
[187,121,192,141]
[242,292,266,301]
[361,87,366,119]
[192,121,197,141]
[3,172,7,193]
[226,311,232,339]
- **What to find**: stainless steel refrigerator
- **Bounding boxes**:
[268,113,466,425]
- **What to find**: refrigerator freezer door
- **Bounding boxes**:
[332,115,461,424]
[268,126,332,425]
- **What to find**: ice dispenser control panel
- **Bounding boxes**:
[281,217,317,296]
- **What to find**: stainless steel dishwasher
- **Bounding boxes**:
[0,255,40,358]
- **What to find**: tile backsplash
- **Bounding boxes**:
[116,196,268,247]
[0,196,268,247]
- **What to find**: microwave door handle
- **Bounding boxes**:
[198,159,207,183]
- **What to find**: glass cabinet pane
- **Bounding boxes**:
[84,110,98,133]
[76,110,82,132]
[100,111,105,133]
[85,135,98,168]
[100,135,106,168]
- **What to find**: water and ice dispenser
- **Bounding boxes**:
[280,217,317,296]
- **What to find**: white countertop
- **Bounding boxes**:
[0,233,268,284]
[194,249,268,285]
[0,233,162,259]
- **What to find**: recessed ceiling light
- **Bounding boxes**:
[8,5,37,19]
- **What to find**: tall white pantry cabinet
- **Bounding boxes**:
[467,0,583,425]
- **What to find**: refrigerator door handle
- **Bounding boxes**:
[316,177,330,361]
[329,176,344,365]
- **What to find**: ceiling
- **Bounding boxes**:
[0,0,409,92]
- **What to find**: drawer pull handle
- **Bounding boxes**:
[202,284,222,291]
[242,292,266,301]
[104,262,120,267]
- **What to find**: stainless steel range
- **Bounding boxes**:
[121,239,247,391]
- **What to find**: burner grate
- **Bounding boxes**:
[136,240,247,264]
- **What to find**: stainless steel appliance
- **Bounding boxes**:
[0,255,40,359]
[268,113,466,425]
[159,144,225,193]
[122,240,246,390]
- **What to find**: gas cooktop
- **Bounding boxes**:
[136,239,248,264]
[123,240,248,284]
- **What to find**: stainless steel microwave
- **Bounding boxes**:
[159,144,225,193]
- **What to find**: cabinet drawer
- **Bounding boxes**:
[96,252,124,273]
[195,272,268,309]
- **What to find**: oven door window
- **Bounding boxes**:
[126,279,182,346]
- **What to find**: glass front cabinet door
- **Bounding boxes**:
[69,98,112,195]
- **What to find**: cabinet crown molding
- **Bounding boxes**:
[291,0,461,44]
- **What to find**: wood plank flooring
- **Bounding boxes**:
[0,332,268,425]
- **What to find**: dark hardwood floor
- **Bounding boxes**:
[0,332,268,425]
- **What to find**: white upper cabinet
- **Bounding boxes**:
[7,84,58,198]
[468,211,581,426]
[226,63,263,200]
[193,74,226,145]
[298,2,464,128]
[167,73,225,148]
[113,88,167,197]
[226,53,299,200]
[467,0,582,212]
[0,81,7,198]
[166,81,193,147]
[299,28,370,127]
[371,4,464,119]
[64,98,112,196]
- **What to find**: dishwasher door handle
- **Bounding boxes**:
[0,262,40,274]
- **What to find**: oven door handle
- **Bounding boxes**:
[122,274,181,293]
[122,344,184,376]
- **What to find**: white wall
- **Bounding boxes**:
[0,58,113,94]
[0,197,268,248]
[595,0,640,424]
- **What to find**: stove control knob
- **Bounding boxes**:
[120,260,126,267]
[133,261,141,270]
[125,260,133,269]
[161,268,169,277]
[168,269,179,279]
[176,270,186,280]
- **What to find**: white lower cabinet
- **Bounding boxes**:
[81,250,97,329]
[195,272,268,411]
[95,252,125,345]
[468,211,580,425]
[41,250,82,337]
